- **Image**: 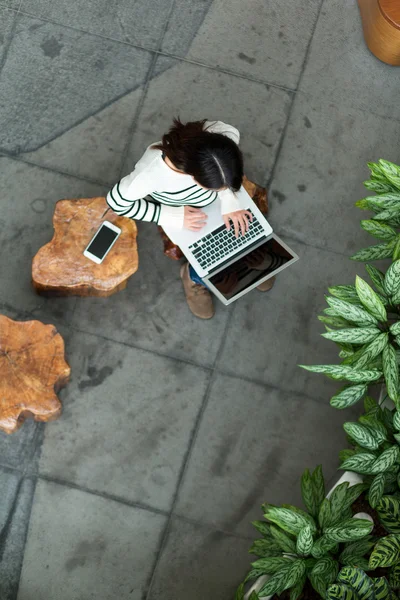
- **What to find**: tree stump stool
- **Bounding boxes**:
[0,315,70,434]
[359,0,400,65]
[158,175,269,260]
[32,197,138,297]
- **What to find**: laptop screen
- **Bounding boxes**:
[208,236,294,301]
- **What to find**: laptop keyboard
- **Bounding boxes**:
[189,211,264,270]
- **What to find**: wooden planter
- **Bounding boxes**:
[358,0,400,65]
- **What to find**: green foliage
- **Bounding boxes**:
[327,566,394,600]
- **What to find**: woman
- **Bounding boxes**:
[106,118,269,319]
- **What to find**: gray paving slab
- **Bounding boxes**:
[38,329,210,511]
[0,471,35,600]
[19,0,174,48]
[299,0,400,119]
[0,157,105,321]
[17,479,167,600]
[0,421,43,472]
[0,14,153,182]
[147,517,252,600]
[124,55,292,185]
[218,238,372,401]
[0,8,17,61]
[174,373,360,538]
[71,221,231,367]
[0,2,19,13]
[161,0,322,89]
[268,96,400,255]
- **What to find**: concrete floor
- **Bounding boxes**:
[0,0,399,598]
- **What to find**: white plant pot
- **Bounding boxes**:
[244,471,367,600]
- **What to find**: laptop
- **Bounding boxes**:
[162,186,299,305]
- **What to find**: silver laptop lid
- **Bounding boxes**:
[204,233,299,306]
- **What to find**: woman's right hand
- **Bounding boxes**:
[184,206,208,231]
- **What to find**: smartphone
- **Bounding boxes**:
[83,221,121,264]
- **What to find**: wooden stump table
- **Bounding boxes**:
[0,315,70,434]
[32,197,138,297]
[359,0,400,65]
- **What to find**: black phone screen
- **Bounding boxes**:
[87,225,119,259]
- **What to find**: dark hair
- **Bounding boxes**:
[152,118,243,191]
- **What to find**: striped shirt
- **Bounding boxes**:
[106,120,241,229]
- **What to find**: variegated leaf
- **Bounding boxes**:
[326,583,358,600]
[363,180,397,193]
[374,208,400,225]
[301,469,317,518]
[319,316,354,328]
[339,538,375,564]
[383,344,400,405]
[379,159,400,190]
[296,525,313,556]
[337,566,375,600]
[389,564,400,590]
[290,573,307,600]
[329,482,350,525]
[249,538,282,557]
[369,535,400,569]
[370,446,400,474]
[329,285,361,304]
[361,220,397,241]
[355,276,387,321]
[344,422,380,450]
[390,322,400,336]
[311,535,336,559]
[300,364,382,383]
[331,385,368,410]
[324,519,373,544]
[340,453,376,474]
[270,525,296,553]
[376,496,400,534]
[322,328,381,344]
[385,260,400,297]
[352,333,389,370]
[368,473,386,508]
[312,465,325,509]
[393,237,400,261]
[351,241,396,262]
[365,264,387,296]
[326,297,378,325]
[251,556,293,574]
[393,411,400,431]
[264,507,309,536]
[252,521,272,538]
[258,560,306,597]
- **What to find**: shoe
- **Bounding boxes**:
[257,276,276,292]
[180,263,215,319]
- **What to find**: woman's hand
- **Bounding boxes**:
[184,206,208,231]
[223,210,253,238]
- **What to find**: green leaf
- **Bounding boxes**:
[393,411,400,431]
[369,535,400,569]
[389,564,400,589]
[252,521,272,538]
[369,473,386,508]
[344,422,380,450]
[351,241,397,262]
[280,504,317,532]
[390,322,400,336]
[361,219,397,240]
[319,316,354,328]
[326,297,378,326]
[311,535,336,559]
[344,484,369,509]
[300,364,382,383]
[379,159,400,190]
[340,453,376,474]
[355,276,387,321]
[337,566,375,600]
[296,524,313,556]
[358,416,387,444]
[251,556,293,574]
[270,525,297,553]
[370,446,400,474]
[258,560,306,597]
[376,496,400,534]
[310,559,339,597]
[326,583,358,600]
[235,583,245,600]
[374,208,400,225]
[393,238,400,261]
[339,538,375,564]
[249,538,283,557]
[312,465,325,509]
[329,482,351,525]
[363,180,397,193]
[301,469,317,519]
[385,260,400,296]
[368,161,386,180]
[324,519,373,543]
[264,507,309,536]
[248,593,259,600]
[364,396,378,412]
[331,385,368,409]
[244,568,265,584]
[352,333,389,370]
[323,328,382,344]
[319,497,332,530]
[365,264,387,296]
[329,285,362,304]
[383,345,400,405]
[373,577,392,600]
[290,573,307,600]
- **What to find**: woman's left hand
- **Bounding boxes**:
[223,210,253,238]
